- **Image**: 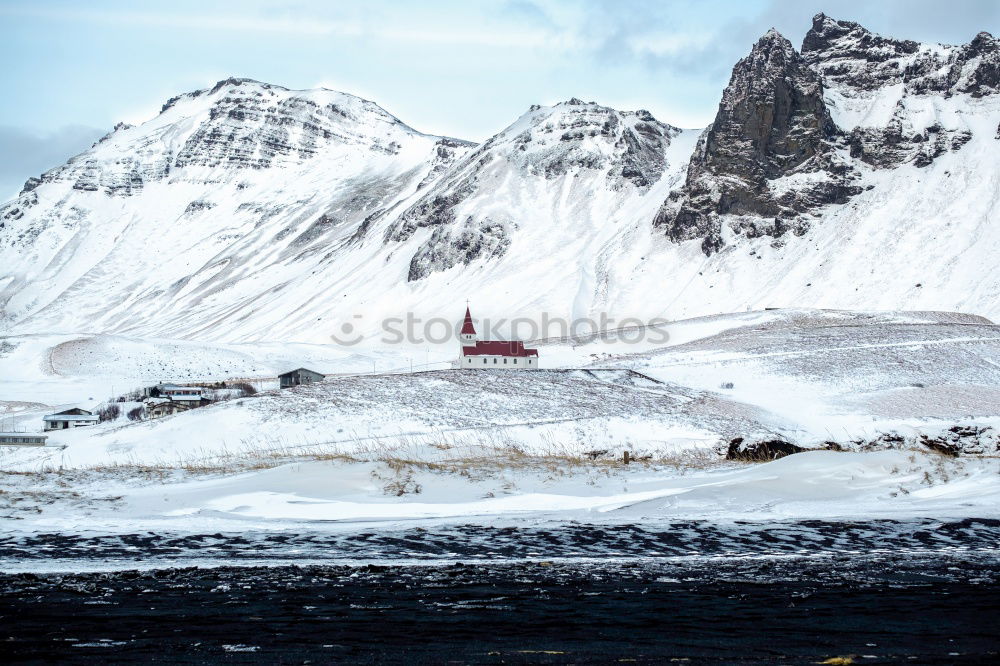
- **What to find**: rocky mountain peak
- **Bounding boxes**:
[803,15,998,98]
[802,13,919,63]
[801,15,995,171]
[162,77,289,114]
[757,28,790,47]
[653,26,856,254]
[959,32,1000,97]
[8,78,454,200]
[970,31,997,49]
[740,29,797,75]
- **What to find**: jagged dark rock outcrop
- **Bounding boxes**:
[655,14,998,254]
[960,32,1000,97]
[801,13,920,91]
[654,29,859,254]
[848,122,972,169]
[803,13,999,98]
[728,425,999,462]
[407,218,511,281]
[918,425,999,456]
[726,437,807,461]
[800,14,997,171]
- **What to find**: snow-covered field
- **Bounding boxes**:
[2,308,999,547]
[3,448,997,536]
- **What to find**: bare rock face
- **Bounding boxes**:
[801,13,920,91]
[960,32,1000,97]
[654,30,859,254]
[407,218,511,281]
[848,122,972,169]
[803,14,999,98]
[655,15,998,255]
[919,425,1000,456]
[802,14,997,171]
[725,437,807,461]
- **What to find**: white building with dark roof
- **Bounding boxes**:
[0,432,48,446]
[457,306,539,369]
[43,408,99,431]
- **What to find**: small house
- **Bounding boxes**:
[145,398,196,419]
[279,368,325,388]
[0,432,48,447]
[43,408,99,431]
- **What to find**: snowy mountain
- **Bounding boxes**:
[0,78,473,340]
[2,15,999,344]
[0,81,697,341]
[656,13,999,256]
[388,99,684,281]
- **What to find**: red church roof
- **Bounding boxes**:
[461,306,476,335]
[462,340,539,357]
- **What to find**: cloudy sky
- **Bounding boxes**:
[1,0,997,200]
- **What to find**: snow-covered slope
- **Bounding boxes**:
[1,15,999,343]
[0,86,702,341]
[0,78,473,341]
[386,99,686,282]
[4,307,999,536]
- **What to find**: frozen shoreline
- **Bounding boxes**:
[3,516,999,574]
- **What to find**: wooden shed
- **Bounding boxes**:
[278,368,325,388]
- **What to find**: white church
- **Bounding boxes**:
[458,306,539,369]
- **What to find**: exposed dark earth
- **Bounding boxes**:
[1,520,998,663]
[2,556,998,664]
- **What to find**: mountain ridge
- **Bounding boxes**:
[2,14,1000,343]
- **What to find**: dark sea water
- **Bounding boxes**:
[1,519,998,664]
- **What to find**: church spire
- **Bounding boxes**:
[461,305,476,336]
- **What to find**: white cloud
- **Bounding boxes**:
[0,3,568,48]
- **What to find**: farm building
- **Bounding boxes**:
[145,398,197,419]
[458,306,539,369]
[43,408,99,431]
[0,432,48,446]
[156,384,204,401]
[279,368,325,388]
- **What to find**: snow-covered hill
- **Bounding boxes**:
[0,78,474,341]
[1,15,999,344]
[387,99,686,282]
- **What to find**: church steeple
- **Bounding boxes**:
[461,306,476,336]
[460,305,477,348]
